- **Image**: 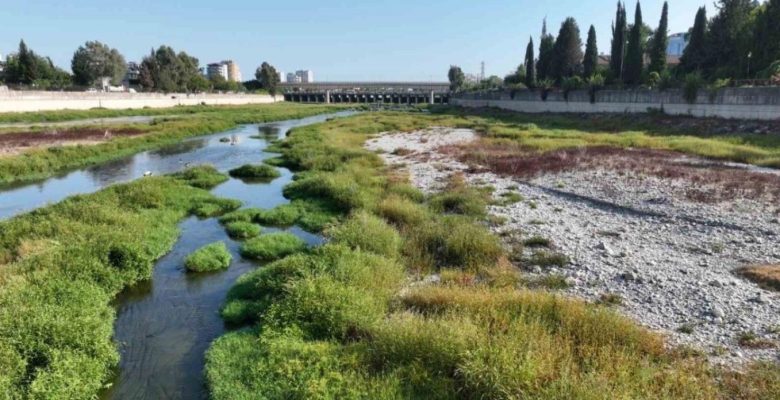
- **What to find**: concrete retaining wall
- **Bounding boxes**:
[452,87,780,120]
[0,91,282,113]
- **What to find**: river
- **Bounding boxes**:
[0,111,354,399]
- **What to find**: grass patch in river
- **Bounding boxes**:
[239,232,307,261]
[185,242,232,272]
[224,221,261,239]
[228,164,281,181]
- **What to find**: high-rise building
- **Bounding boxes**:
[207,60,242,82]
[207,63,229,81]
[287,72,300,83]
[226,61,242,82]
[295,70,314,83]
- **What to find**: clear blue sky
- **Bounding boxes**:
[1,0,708,82]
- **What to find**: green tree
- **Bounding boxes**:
[648,2,669,74]
[71,41,126,86]
[448,65,465,92]
[583,25,599,77]
[16,40,38,84]
[704,0,758,78]
[138,46,204,92]
[551,17,584,82]
[524,37,536,87]
[256,62,281,96]
[680,7,708,73]
[624,1,645,85]
[537,19,556,80]
[751,0,780,75]
[610,2,628,82]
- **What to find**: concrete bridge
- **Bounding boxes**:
[280,82,451,104]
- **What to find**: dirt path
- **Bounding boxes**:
[0,127,146,156]
[366,127,780,365]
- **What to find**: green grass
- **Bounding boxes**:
[203,112,780,400]
[239,232,307,261]
[0,103,348,185]
[224,221,261,239]
[171,165,229,189]
[228,164,281,181]
[0,167,231,399]
[326,211,401,259]
[184,242,232,272]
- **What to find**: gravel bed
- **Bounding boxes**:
[365,127,780,365]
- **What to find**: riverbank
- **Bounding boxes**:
[204,112,779,398]
[0,103,349,185]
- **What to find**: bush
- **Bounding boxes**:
[405,215,503,272]
[224,221,261,239]
[378,195,429,226]
[228,164,281,181]
[561,76,584,101]
[239,233,307,261]
[683,73,704,104]
[205,329,401,400]
[327,211,401,259]
[185,242,232,272]
[263,275,387,340]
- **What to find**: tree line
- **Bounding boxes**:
[1,40,282,94]
[449,0,780,94]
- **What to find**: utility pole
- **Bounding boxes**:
[480,61,485,81]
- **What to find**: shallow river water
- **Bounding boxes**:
[0,111,354,399]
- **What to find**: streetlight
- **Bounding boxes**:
[747,52,752,80]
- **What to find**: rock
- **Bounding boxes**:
[711,305,725,319]
[596,241,614,256]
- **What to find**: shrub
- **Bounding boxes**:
[263,275,387,340]
[224,221,261,239]
[405,215,503,272]
[239,233,307,261]
[378,195,429,226]
[523,236,552,248]
[228,164,281,181]
[221,254,311,326]
[185,242,232,272]
[327,211,401,259]
[529,250,570,267]
[205,329,401,400]
[683,73,704,104]
[171,165,228,189]
[561,76,584,101]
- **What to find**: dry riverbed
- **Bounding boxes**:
[366,127,780,365]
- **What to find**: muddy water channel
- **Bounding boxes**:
[0,112,354,399]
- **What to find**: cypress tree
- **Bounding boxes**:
[525,37,536,87]
[610,2,627,81]
[680,7,708,73]
[649,2,669,74]
[751,0,780,75]
[624,1,644,85]
[551,17,584,81]
[17,40,38,85]
[584,25,599,77]
[537,19,556,81]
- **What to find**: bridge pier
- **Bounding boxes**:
[325,90,331,104]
